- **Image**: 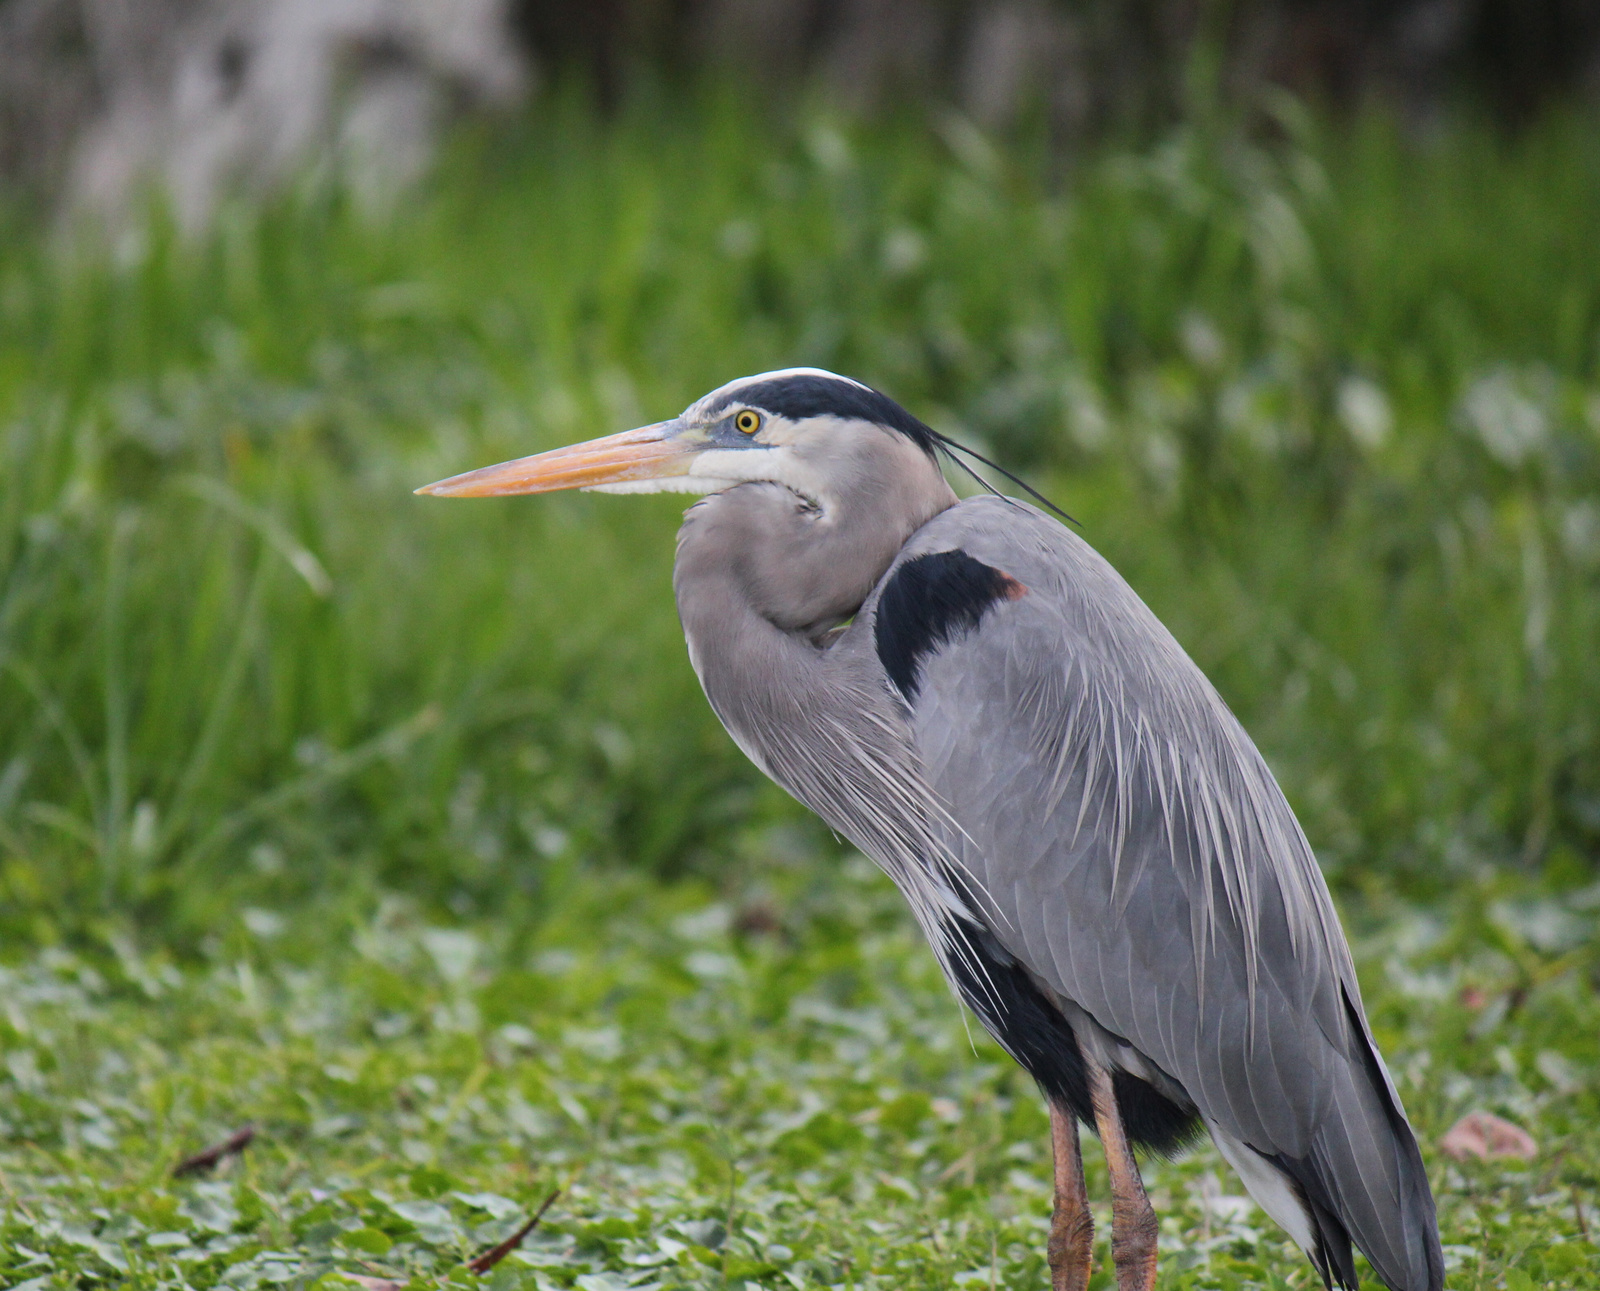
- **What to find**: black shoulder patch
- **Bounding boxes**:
[716,374,940,456]
[874,550,1024,702]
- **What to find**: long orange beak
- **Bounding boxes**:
[415,421,692,497]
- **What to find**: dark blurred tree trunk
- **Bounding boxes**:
[1254,0,1600,123]
[508,0,1600,129]
[1462,0,1600,122]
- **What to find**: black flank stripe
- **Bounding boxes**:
[941,915,1201,1156]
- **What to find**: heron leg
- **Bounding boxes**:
[1089,1068,1159,1291]
[1047,1099,1094,1291]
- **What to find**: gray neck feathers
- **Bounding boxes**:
[669,426,966,942]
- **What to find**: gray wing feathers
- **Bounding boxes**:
[881,497,1439,1290]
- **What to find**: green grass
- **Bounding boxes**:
[2,96,1599,934]
[1,864,1597,1291]
[2,89,1600,1289]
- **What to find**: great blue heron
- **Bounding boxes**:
[419,369,1444,1291]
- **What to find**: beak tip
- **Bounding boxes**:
[412,421,688,500]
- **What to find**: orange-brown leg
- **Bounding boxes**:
[1089,1068,1159,1291]
[1048,1099,1094,1291]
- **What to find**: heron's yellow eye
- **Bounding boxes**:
[734,410,761,435]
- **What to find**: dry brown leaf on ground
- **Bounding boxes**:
[1439,1112,1538,1161]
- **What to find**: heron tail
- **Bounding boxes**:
[1272,989,1445,1291]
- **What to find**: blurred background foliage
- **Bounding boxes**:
[0,2,1598,953]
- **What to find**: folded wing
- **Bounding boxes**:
[866,496,1442,1291]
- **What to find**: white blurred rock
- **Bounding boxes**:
[1337,375,1393,451]
[1458,365,1552,467]
[3,0,527,233]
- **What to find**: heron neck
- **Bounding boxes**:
[671,439,954,783]
[671,484,937,855]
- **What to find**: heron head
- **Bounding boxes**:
[415,368,947,512]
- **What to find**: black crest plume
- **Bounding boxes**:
[728,372,1077,526]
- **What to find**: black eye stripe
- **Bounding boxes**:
[707,374,937,455]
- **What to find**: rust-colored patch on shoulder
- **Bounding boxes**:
[997,573,1029,599]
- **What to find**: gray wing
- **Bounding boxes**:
[867,496,1440,1291]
